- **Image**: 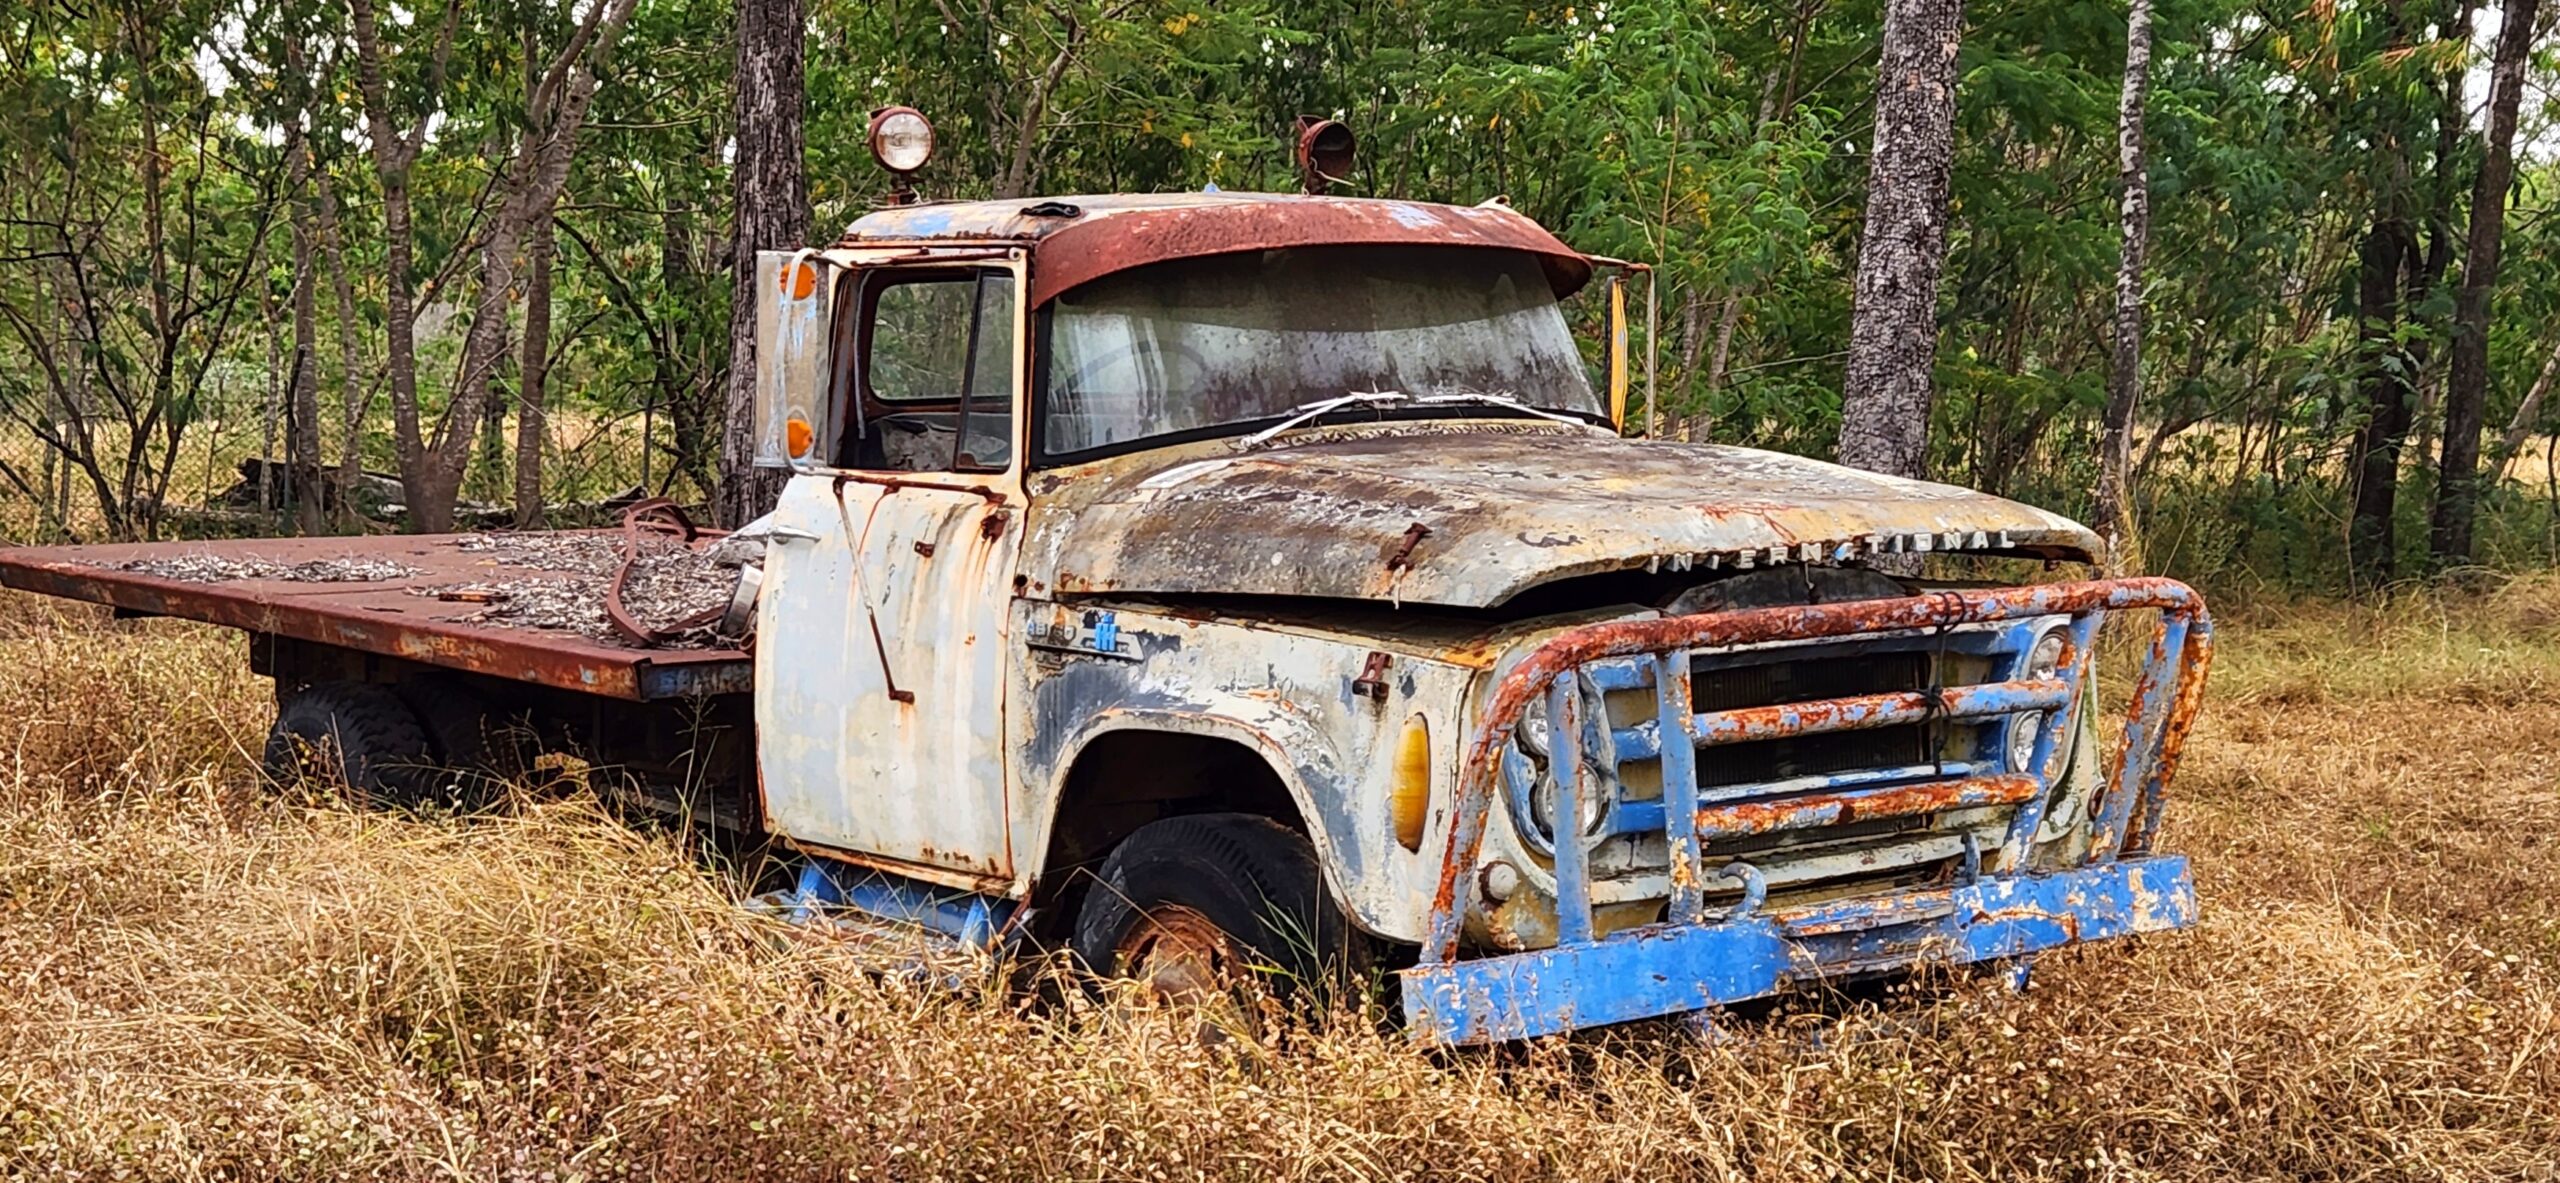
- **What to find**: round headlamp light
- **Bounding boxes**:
[1515,693,1550,759]
[2010,626,2071,772]
[1529,761,1608,844]
[2027,627,2068,681]
[867,106,935,174]
[1512,693,1606,845]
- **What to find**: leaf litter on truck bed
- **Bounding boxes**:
[101,554,423,583]
[410,531,739,647]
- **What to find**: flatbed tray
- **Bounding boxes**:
[0,534,751,701]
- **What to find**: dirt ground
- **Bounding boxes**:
[0,581,2555,1181]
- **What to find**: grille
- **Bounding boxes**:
[1673,644,2003,896]
[1692,651,1940,792]
[1506,629,2030,897]
[1692,651,1930,711]
[1696,728,1932,790]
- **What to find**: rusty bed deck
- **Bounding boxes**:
[0,534,751,701]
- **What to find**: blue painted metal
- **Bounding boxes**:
[2093,612,2188,860]
[2128,614,2215,855]
[1410,577,2214,1044]
[1402,855,2197,1044]
[636,655,757,700]
[790,856,1011,948]
[1546,674,1595,945]
[1654,651,1704,924]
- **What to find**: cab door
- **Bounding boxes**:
[755,251,1026,885]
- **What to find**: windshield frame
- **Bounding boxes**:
[1028,246,1610,469]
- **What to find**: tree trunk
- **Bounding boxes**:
[1835,0,1964,484]
[260,282,282,525]
[345,0,446,528]
[2430,0,2540,567]
[2400,0,2475,493]
[2349,216,2416,585]
[515,216,554,528]
[1705,291,1745,393]
[716,0,809,527]
[2343,5,2429,588]
[312,167,368,527]
[407,0,636,531]
[285,127,325,534]
[2091,0,2154,572]
[2488,333,2560,476]
[348,0,630,532]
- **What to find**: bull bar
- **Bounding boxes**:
[1399,577,2215,1044]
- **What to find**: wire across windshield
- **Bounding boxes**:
[1041,245,1601,456]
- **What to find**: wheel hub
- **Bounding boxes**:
[1114,904,1246,1003]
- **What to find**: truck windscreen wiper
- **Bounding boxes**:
[1239,391,1410,446]
[1408,391,1590,427]
[1239,389,1589,448]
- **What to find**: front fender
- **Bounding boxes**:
[1009,600,1490,943]
[1027,704,1384,929]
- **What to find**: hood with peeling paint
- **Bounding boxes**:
[1021,422,2102,609]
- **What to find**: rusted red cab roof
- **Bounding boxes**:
[835,192,1595,307]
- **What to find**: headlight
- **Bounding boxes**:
[2010,626,2070,772]
[1530,762,1607,843]
[2026,628,2068,680]
[2008,710,2045,772]
[1515,694,1549,758]
[867,106,935,173]
[1514,692,1606,845]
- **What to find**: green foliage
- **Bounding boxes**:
[4,0,2559,586]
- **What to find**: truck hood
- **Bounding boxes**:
[1021,422,2102,609]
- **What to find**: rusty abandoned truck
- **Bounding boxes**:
[0,121,2214,1044]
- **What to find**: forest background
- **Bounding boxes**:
[5,0,2558,595]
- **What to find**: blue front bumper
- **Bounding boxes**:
[1400,855,2196,1045]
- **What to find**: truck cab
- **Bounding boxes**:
[739,187,2214,1042]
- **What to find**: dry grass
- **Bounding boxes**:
[4,585,2559,1181]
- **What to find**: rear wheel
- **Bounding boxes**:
[262,681,435,807]
[395,677,512,808]
[1071,813,1354,1017]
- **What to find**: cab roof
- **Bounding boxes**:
[835,191,1595,307]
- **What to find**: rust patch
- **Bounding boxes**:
[1693,775,2039,841]
[1384,522,1433,571]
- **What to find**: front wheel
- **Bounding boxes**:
[1070,813,1355,1013]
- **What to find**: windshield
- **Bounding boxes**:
[1041,245,1600,457]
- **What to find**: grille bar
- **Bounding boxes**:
[1690,773,2040,842]
[1606,677,2071,761]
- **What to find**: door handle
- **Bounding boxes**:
[759,525,823,544]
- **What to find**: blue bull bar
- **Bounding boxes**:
[1400,577,2215,1044]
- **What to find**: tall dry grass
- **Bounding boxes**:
[4,584,2559,1180]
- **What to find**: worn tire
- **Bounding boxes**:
[1071,813,1352,1005]
[263,681,435,807]
[395,677,510,808]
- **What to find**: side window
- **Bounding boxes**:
[838,269,1016,473]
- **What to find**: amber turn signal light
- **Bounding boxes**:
[1391,713,1432,851]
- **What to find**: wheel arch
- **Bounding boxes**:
[1024,708,1379,942]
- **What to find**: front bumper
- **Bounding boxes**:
[1402,854,2195,1044]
